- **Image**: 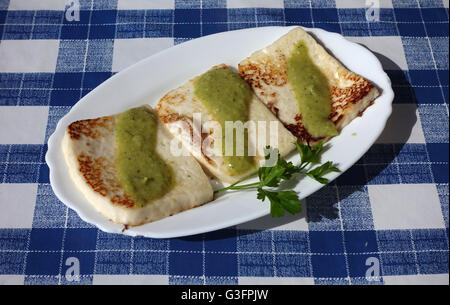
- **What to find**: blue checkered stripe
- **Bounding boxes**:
[1,227,448,285]
[0,0,448,285]
[1,1,448,40]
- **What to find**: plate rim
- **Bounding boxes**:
[46,26,394,238]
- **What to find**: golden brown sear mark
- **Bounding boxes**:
[330,74,374,106]
[158,91,186,108]
[77,154,108,197]
[77,154,135,208]
[285,114,325,144]
[111,194,135,208]
[267,101,280,117]
[68,117,114,140]
[238,61,287,89]
[159,113,183,124]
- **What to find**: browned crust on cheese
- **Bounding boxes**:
[77,154,109,197]
[267,101,280,117]
[238,60,376,143]
[110,194,134,208]
[331,73,374,105]
[77,153,135,208]
[285,114,325,144]
[69,114,137,209]
[67,117,114,140]
[238,61,287,89]
[159,112,183,124]
[158,91,186,109]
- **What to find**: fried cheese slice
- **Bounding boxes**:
[238,27,380,145]
[157,64,297,184]
[62,106,213,226]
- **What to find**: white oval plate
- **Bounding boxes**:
[46,26,393,238]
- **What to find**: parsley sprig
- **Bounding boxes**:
[214,141,339,217]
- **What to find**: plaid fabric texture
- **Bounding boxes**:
[0,0,448,285]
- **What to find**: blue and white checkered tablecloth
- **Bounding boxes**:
[0,0,448,285]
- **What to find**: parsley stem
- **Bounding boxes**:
[298,162,309,171]
[225,184,260,191]
[215,182,260,193]
[214,174,258,194]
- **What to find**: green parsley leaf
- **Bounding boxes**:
[306,161,340,184]
[295,141,324,165]
[258,147,297,187]
[257,188,302,217]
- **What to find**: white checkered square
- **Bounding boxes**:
[336,0,393,8]
[112,38,174,72]
[238,276,314,284]
[383,274,449,285]
[93,274,169,285]
[8,0,66,10]
[227,0,284,8]
[0,184,37,228]
[0,40,60,73]
[0,106,49,145]
[368,184,445,230]
[0,275,25,285]
[117,0,175,9]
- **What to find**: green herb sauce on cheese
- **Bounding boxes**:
[287,40,338,138]
[194,68,255,176]
[115,107,173,208]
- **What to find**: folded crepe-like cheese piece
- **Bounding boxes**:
[238,27,380,145]
[62,105,213,226]
[157,64,297,184]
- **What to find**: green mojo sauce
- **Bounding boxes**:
[287,40,338,138]
[115,107,173,208]
[194,68,255,176]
